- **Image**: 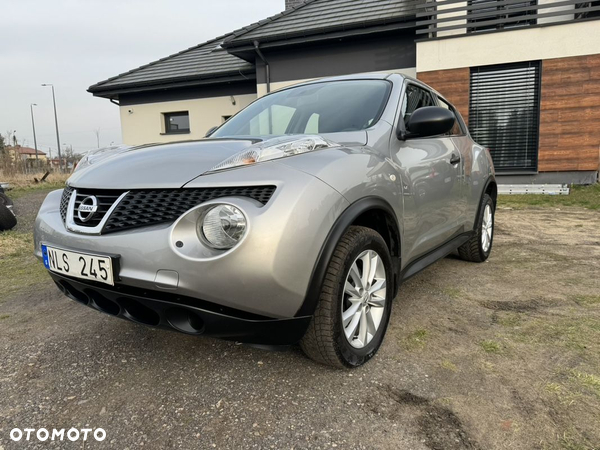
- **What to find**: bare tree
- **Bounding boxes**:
[5,130,13,147]
[63,144,74,160]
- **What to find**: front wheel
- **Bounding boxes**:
[300,226,393,368]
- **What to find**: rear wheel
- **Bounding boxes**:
[458,193,494,262]
[300,226,393,368]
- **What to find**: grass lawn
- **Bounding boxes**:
[0,230,48,302]
[1,172,69,199]
[498,183,600,210]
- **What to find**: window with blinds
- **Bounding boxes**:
[469,62,541,173]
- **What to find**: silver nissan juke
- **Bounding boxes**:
[34,73,496,368]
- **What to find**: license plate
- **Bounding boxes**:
[42,245,115,286]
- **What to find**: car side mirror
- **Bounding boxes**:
[403,106,455,139]
[205,126,218,138]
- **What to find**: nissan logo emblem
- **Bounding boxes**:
[77,196,98,222]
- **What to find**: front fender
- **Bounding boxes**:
[295,195,401,317]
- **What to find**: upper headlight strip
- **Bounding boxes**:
[206,136,340,174]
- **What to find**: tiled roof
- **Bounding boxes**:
[88,34,254,93]
[224,0,415,46]
[89,1,416,94]
[14,147,46,155]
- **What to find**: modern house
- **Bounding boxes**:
[89,0,600,184]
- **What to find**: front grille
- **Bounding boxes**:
[103,186,276,233]
[73,189,123,227]
[59,186,74,222]
[61,185,276,234]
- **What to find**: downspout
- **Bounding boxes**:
[253,41,270,94]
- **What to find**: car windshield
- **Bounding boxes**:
[211,80,391,138]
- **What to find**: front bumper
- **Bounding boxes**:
[34,162,349,319]
[50,272,311,345]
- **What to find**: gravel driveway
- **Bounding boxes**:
[0,190,598,449]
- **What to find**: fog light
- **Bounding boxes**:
[199,205,246,249]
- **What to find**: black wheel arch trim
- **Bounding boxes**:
[474,175,497,232]
[295,196,401,317]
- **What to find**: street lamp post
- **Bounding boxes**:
[30,103,39,161]
[41,84,62,172]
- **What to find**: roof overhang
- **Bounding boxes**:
[88,71,256,100]
[224,16,416,48]
[224,18,417,61]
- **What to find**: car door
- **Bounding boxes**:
[389,83,464,263]
[435,95,471,229]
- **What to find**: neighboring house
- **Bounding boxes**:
[89,0,600,184]
[8,146,47,162]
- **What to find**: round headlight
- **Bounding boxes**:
[199,205,247,250]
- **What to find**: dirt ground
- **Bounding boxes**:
[0,189,599,450]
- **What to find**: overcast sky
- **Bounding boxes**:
[0,0,282,157]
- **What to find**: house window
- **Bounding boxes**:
[469,61,541,173]
[467,0,536,33]
[164,111,190,134]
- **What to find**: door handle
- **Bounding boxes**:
[450,153,461,165]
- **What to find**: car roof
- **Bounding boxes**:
[299,72,405,84]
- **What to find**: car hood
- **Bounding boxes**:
[67,139,260,189]
[67,132,368,190]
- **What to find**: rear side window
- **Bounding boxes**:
[402,85,435,128]
[437,97,465,136]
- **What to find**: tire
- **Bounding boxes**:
[0,193,13,207]
[300,226,394,368]
[458,193,494,263]
[0,204,17,231]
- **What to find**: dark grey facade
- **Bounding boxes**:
[254,32,416,85]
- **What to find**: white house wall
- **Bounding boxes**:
[417,20,600,72]
[119,94,256,146]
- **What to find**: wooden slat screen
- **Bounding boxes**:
[416,0,600,38]
[469,62,541,172]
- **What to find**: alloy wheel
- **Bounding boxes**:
[341,250,387,348]
[481,204,493,253]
